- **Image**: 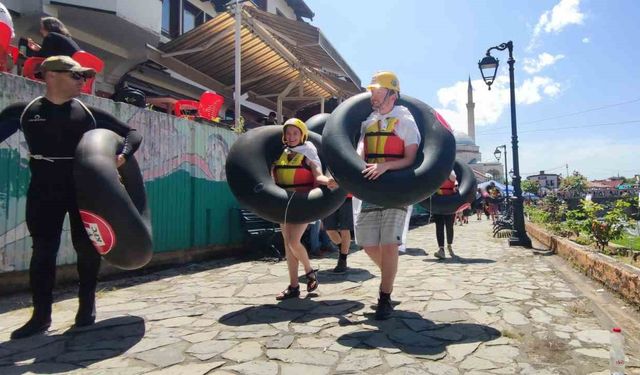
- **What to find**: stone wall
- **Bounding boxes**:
[526,222,640,307]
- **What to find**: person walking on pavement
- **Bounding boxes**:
[353,71,421,320]
[0,55,143,339]
[271,118,336,300]
[323,193,354,273]
[433,171,458,259]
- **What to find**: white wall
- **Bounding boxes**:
[116,0,162,34]
[4,0,43,14]
[267,0,296,20]
[46,0,116,13]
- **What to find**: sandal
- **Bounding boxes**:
[276,285,300,301]
[304,269,319,292]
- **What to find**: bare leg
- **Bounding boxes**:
[326,230,342,246]
[282,223,314,275]
[364,245,382,269]
[281,224,300,287]
[339,229,351,254]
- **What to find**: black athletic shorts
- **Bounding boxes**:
[323,198,353,230]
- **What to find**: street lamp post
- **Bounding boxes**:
[479,41,532,248]
[494,145,509,197]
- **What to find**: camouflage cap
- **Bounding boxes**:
[40,55,96,77]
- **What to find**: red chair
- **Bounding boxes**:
[0,22,12,72]
[72,51,104,94]
[22,57,45,81]
[198,91,224,121]
[174,100,200,119]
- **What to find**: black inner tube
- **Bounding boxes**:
[74,129,152,270]
[226,125,346,224]
[306,113,330,135]
[322,92,456,207]
[419,159,478,215]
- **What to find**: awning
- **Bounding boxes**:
[150,4,361,116]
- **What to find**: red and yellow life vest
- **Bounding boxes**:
[437,178,456,196]
[273,151,316,192]
[363,118,405,163]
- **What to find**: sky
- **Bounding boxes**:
[305,0,640,180]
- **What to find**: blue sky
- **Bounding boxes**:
[305,0,640,180]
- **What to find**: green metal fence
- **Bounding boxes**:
[0,74,243,273]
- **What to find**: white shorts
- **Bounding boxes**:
[355,207,407,247]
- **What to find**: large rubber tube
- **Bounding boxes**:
[225,126,346,224]
[419,159,478,215]
[306,113,330,135]
[74,129,153,270]
[322,93,456,207]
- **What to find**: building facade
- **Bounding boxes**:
[527,171,561,191]
[3,0,357,124]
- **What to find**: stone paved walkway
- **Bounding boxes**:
[1,219,639,374]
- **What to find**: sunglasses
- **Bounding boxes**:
[50,70,87,81]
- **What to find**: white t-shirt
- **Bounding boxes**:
[357,105,421,152]
[0,3,15,38]
[357,105,421,210]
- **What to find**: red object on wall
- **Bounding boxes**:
[72,51,104,94]
[22,57,45,81]
[198,91,224,120]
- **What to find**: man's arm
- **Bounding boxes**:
[0,103,26,143]
[90,106,143,161]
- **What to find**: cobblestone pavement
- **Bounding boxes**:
[1,219,639,374]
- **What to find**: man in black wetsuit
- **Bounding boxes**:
[0,55,143,339]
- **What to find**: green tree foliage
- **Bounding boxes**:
[580,200,630,250]
[560,171,588,195]
[521,179,540,195]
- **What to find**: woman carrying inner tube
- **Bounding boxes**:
[433,171,458,259]
[271,118,336,300]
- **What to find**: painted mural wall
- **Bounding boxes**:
[0,74,243,273]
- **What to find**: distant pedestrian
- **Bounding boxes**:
[433,171,457,259]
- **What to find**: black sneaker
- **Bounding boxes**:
[11,316,51,339]
[333,258,347,274]
[374,298,394,320]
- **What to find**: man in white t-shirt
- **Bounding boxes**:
[355,71,421,320]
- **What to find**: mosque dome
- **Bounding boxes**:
[454,132,476,146]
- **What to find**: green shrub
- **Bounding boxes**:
[581,200,631,250]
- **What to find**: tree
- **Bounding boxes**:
[521,179,540,195]
[560,171,588,195]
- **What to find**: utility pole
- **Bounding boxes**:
[566,163,569,178]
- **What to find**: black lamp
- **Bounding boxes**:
[478,55,499,90]
[479,42,531,248]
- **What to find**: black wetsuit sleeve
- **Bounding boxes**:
[0,103,26,143]
[90,106,143,159]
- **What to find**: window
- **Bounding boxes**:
[252,0,267,11]
[161,0,170,34]
[163,0,209,38]
[182,1,199,33]
[161,0,180,38]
